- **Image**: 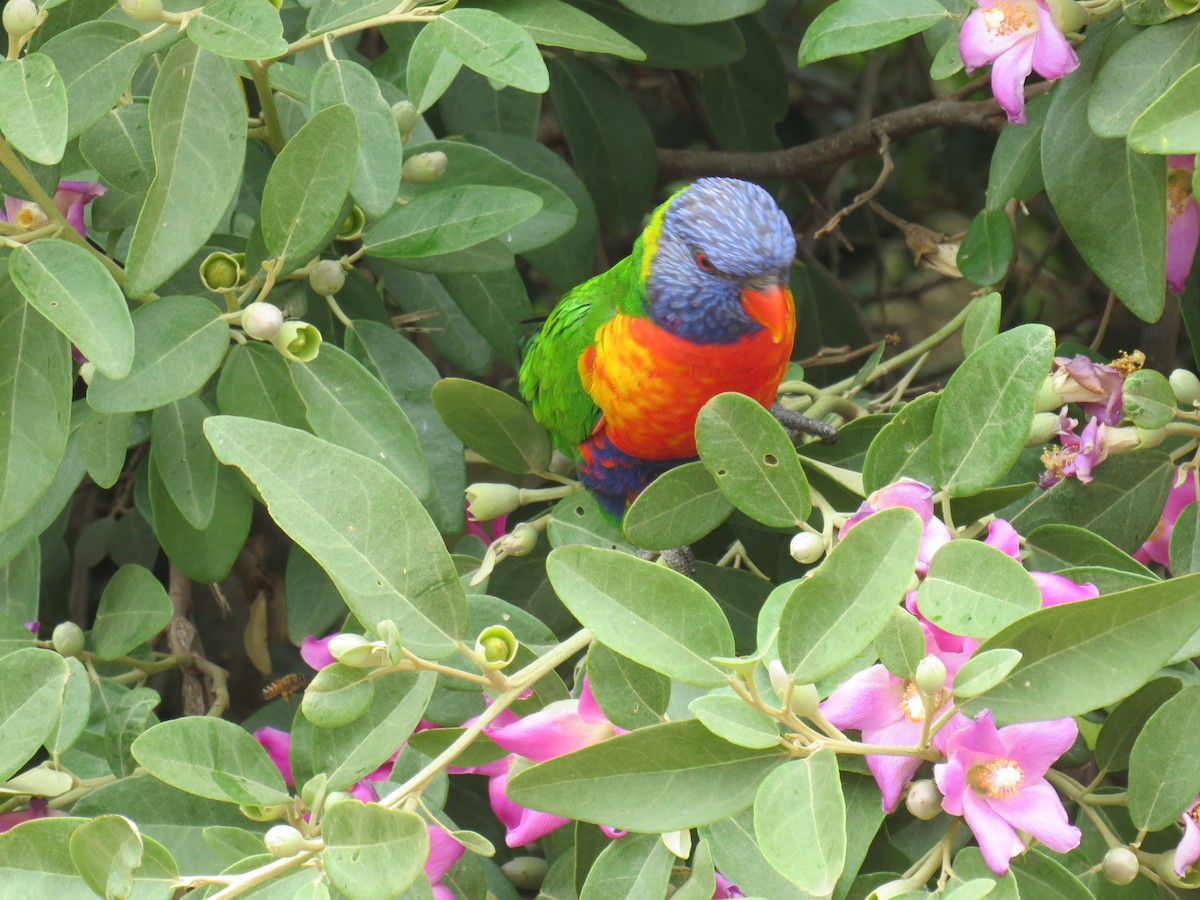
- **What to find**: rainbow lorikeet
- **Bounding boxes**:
[519,178,800,519]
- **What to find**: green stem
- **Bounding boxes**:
[246,61,285,155]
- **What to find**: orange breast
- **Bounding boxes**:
[580,309,795,460]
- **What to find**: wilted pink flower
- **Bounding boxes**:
[1039,413,1106,488]
[1049,355,1124,426]
[0,798,61,833]
[1,180,105,238]
[425,825,464,900]
[1175,796,1200,877]
[959,0,1080,125]
[1168,156,1199,294]
[1135,468,1197,571]
[465,506,507,544]
[934,710,1080,874]
[713,872,743,899]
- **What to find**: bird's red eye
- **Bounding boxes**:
[695,252,715,272]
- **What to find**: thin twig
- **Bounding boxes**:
[814,134,894,239]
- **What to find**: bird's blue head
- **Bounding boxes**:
[642,178,797,345]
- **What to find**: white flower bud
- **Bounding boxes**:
[118,0,163,22]
[3,0,39,38]
[402,151,447,184]
[905,779,943,820]
[465,483,522,522]
[768,660,819,717]
[265,824,305,857]
[391,101,419,141]
[501,856,549,891]
[51,621,85,658]
[308,259,345,297]
[79,361,96,386]
[1102,847,1139,886]
[1170,369,1200,407]
[914,656,947,695]
[789,531,825,565]
[239,302,284,341]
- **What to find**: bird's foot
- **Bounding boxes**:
[770,402,839,445]
[635,546,697,578]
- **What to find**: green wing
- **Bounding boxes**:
[518,255,635,458]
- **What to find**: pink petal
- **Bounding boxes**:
[431,886,455,900]
[425,825,465,881]
[2,196,22,223]
[487,700,612,762]
[935,754,968,816]
[946,711,1009,771]
[984,520,1021,560]
[999,717,1077,777]
[841,478,934,537]
[600,824,628,839]
[962,785,1028,874]
[865,747,924,813]
[990,780,1080,853]
[51,181,105,237]
[959,2,1036,73]
[917,518,953,576]
[820,665,906,732]
[489,766,571,847]
[1168,155,1196,173]
[349,781,378,803]
[714,872,744,899]
[253,727,293,786]
[578,676,607,725]
[1168,198,1200,294]
[989,34,1037,124]
[1030,0,1079,79]
[300,633,337,670]
[1030,571,1097,608]
[1175,802,1200,876]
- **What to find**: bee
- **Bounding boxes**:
[262,673,308,702]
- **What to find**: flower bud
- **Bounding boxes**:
[402,151,447,185]
[768,660,819,717]
[3,0,39,38]
[1171,369,1200,407]
[1027,412,1060,447]
[239,803,288,822]
[308,259,345,297]
[789,531,825,565]
[51,621,85,658]
[501,856,549,891]
[272,321,321,362]
[905,779,943,820]
[118,0,163,22]
[1102,847,1139,886]
[475,625,518,670]
[328,633,388,669]
[336,206,365,241]
[465,483,522,522]
[376,619,404,667]
[1100,425,1141,455]
[79,361,95,386]
[914,656,947,695]
[200,251,241,292]
[1045,0,1086,32]
[391,101,419,141]
[322,791,353,812]
[499,522,538,557]
[1035,377,1064,414]
[265,824,305,857]
[239,302,284,341]
[300,773,328,812]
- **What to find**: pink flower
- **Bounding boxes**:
[1168,156,1199,294]
[1050,355,1124,426]
[425,825,464,900]
[713,872,743,898]
[300,633,338,671]
[1136,468,1198,571]
[840,478,951,576]
[0,797,61,833]
[1031,571,1098,607]
[465,508,507,544]
[821,624,969,811]
[934,710,1081,874]
[1175,796,1200,877]
[1,180,105,238]
[1039,413,1106,488]
[959,0,1080,125]
[252,726,406,803]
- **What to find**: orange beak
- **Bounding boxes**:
[740,283,793,344]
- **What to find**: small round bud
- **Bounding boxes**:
[79,361,96,386]
[1102,847,1139,886]
[265,824,305,857]
[499,522,538,557]
[199,251,240,292]
[3,0,39,38]
[905,779,943,820]
[501,856,549,891]
[465,483,522,522]
[1045,0,1086,32]
[336,206,365,241]
[789,532,825,565]
[475,625,518,670]
[51,621,85,658]
[402,151,447,185]
[272,321,322,362]
[118,0,163,22]
[239,302,284,341]
[767,661,819,716]
[391,101,419,141]
[914,656,947,695]
[1171,369,1200,407]
[1027,412,1060,447]
[308,259,345,297]
[322,791,353,812]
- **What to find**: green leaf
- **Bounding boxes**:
[1088,17,1200,138]
[0,277,71,532]
[1095,675,1182,772]
[696,393,811,528]
[546,545,734,687]
[778,507,922,683]
[987,96,1049,210]
[932,323,1054,496]
[10,240,134,380]
[951,648,1023,699]
[1042,32,1166,322]
[302,664,374,728]
[131,716,291,806]
[0,541,39,625]
[957,208,1013,287]
[754,750,845,895]
[1123,368,1178,429]
[149,462,252,584]
[435,9,548,93]
[77,411,132,490]
[0,648,70,781]
[1024,523,1156,578]
[323,803,429,900]
[874,607,927,680]
[187,0,289,59]
[962,294,1002,356]
[90,564,173,659]
[261,104,359,262]
[1011,849,1094,900]
[290,345,431,500]
[701,807,813,900]
[39,21,144,139]
[615,0,763,23]
[548,56,657,233]
[285,545,346,645]
[204,416,467,658]
[918,541,1042,639]
[548,492,636,553]
[1170,501,1200,576]
[464,0,644,59]
[0,54,68,164]
[78,104,155,196]
[68,814,144,900]
[1128,684,1200,829]
[689,693,780,749]
[431,378,551,474]
[586,642,669,731]
[405,23,462,114]
[151,396,219,529]
[862,393,939,493]
[507,718,785,832]
[964,573,1200,723]
[438,269,532,364]
[797,0,949,66]
[311,60,402,218]
[0,431,85,570]
[1011,451,1173,554]
[87,295,230,413]
[306,0,397,34]
[0,818,91,895]
[579,832,672,899]
[1129,64,1200,153]
[364,185,542,259]
[125,43,246,296]
[216,342,309,430]
[104,686,160,779]
[623,461,733,551]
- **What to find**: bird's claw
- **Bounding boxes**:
[770,402,839,445]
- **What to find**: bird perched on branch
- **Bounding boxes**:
[520,177,830,520]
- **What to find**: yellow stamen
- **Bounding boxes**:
[1041,445,1073,479]
[898,681,943,722]
[1110,349,1145,378]
[1168,168,1195,224]
[982,1,1035,37]
[12,202,48,231]
[1189,801,1200,826]
[970,758,1024,798]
